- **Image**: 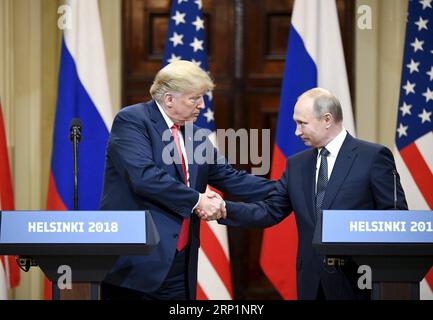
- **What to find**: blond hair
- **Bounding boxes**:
[150,60,215,103]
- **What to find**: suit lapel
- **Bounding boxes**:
[149,101,186,183]
[184,124,198,189]
[149,100,171,147]
[322,134,358,209]
[302,149,318,224]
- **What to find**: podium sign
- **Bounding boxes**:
[313,210,433,300]
[0,211,147,244]
[0,210,159,299]
[322,210,433,243]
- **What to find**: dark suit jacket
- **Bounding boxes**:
[223,133,408,299]
[99,100,274,298]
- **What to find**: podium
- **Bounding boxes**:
[0,210,160,300]
[313,210,433,300]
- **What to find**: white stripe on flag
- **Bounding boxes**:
[198,248,231,300]
[394,146,429,210]
[292,0,355,136]
[206,220,230,259]
[421,279,433,300]
[63,0,113,130]
[415,131,433,173]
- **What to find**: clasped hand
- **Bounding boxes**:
[195,189,226,221]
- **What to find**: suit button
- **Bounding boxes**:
[173,234,179,239]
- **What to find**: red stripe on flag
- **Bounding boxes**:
[260,145,298,299]
[400,143,433,208]
[44,278,52,300]
[46,172,67,211]
[0,106,14,210]
[199,220,233,297]
[44,172,67,299]
[270,145,287,180]
[196,283,208,300]
[425,268,433,293]
[260,216,298,299]
[0,103,21,289]
[400,142,433,291]
[5,256,20,288]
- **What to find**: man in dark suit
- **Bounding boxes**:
[99,60,274,300]
[211,87,408,299]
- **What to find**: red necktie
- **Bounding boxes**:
[171,124,189,251]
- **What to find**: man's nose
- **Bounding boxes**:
[295,125,302,136]
[197,96,205,109]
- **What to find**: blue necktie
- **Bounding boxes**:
[315,148,330,217]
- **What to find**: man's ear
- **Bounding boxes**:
[324,112,333,127]
[163,92,174,108]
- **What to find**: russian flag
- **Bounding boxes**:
[45,0,113,298]
[260,0,355,299]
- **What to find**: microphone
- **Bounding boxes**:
[69,118,82,210]
[392,169,397,209]
[69,118,82,143]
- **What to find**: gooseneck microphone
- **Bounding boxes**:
[69,118,82,210]
[392,169,398,209]
[69,118,82,143]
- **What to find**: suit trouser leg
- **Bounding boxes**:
[101,249,188,300]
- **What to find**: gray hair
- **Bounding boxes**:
[150,60,215,103]
[298,87,343,123]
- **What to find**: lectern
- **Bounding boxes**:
[0,210,160,300]
[313,210,433,300]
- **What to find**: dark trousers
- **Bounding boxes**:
[317,258,370,300]
[101,249,188,300]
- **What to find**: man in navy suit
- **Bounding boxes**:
[210,88,408,299]
[99,60,274,300]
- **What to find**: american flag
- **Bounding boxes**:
[162,0,233,299]
[394,0,433,299]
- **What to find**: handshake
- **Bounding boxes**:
[195,189,227,221]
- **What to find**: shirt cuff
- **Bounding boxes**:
[192,193,201,213]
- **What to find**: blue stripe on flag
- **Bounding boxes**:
[51,38,109,210]
[275,27,317,157]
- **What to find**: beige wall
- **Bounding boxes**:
[100,0,122,112]
[0,0,121,300]
[355,0,408,148]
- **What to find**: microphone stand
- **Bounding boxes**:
[392,170,397,210]
[69,119,82,210]
[53,119,83,301]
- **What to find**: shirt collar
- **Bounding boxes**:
[318,127,347,158]
[155,100,174,129]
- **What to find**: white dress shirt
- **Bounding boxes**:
[315,128,347,192]
[155,101,190,186]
